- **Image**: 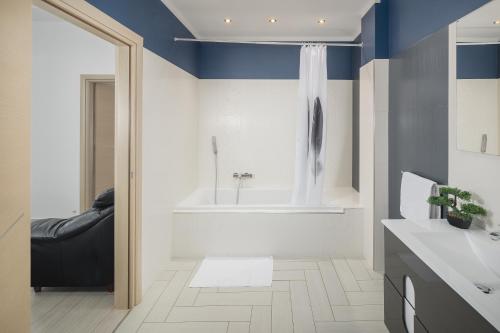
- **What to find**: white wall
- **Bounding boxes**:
[359,60,389,272]
[457,79,500,155]
[449,26,500,231]
[197,80,353,194]
[32,9,114,218]
[141,49,199,292]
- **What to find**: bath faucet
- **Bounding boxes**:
[490,231,500,241]
[233,172,254,179]
[233,172,254,204]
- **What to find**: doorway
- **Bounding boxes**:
[81,75,116,211]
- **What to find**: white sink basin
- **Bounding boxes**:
[414,231,500,289]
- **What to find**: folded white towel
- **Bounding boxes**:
[400,172,439,220]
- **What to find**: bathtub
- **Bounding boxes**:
[173,188,364,258]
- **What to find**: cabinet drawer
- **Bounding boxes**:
[384,276,405,333]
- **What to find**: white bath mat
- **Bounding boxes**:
[189,257,273,288]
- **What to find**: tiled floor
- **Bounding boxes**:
[31,288,128,333]
[116,258,388,333]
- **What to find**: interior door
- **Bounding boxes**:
[93,82,115,198]
[0,0,31,331]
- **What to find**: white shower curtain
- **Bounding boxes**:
[291,45,327,205]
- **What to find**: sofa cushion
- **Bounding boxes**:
[31,206,114,242]
[92,188,114,209]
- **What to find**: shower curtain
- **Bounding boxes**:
[291,45,327,205]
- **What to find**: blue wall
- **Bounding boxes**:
[198,43,355,80]
[387,0,489,57]
[361,0,388,65]
[457,45,500,79]
[87,0,199,77]
[86,0,360,80]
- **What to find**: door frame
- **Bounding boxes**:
[33,0,143,308]
[80,75,115,212]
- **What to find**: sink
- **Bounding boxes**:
[414,231,500,289]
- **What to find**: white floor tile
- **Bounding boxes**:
[364,261,384,280]
[316,321,389,333]
[271,292,293,333]
[219,281,289,293]
[290,281,316,333]
[346,292,384,305]
[116,281,169,332]
[228,322,250,333]
[176,287,200,306]
[157,270,176,281]
[138,322,228,333]
[94,309,129,333]
[332,259,361,292]
[166,306,251,322]
[347,259,372,281]
[273,270,305,281]
[164,260,198,271]
[200,287,219,293]
[332,305,384,321]
[274,261,318,270]
[358,280,383,292]
[250,306,272,333]
[145,271,192,322]
[318,261,349,306]
[305,270,334,321]
[195,292,272,306]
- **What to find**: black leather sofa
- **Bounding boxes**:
[31,188,114,291]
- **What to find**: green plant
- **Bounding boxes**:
[427,187,486,221]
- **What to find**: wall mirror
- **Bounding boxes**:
[456,0,500,155]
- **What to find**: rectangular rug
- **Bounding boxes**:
[189,257,273,288]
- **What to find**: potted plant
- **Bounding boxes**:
[427,187,486,229]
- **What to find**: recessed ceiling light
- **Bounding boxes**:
[494,19,500,25]
[318,19,327,25]
[224,18,232,24]
[268,17,278,23]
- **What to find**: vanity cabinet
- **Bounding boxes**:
[384,228,497,333]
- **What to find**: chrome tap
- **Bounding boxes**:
[233,172,254,204]
[490,232,500,241]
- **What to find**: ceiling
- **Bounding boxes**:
[457,0,500,42]
[161,0,377,41]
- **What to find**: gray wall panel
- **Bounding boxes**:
[388,27,449,218]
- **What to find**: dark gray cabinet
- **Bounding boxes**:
[384,228,498,333]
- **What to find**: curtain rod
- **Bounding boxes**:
[456,42,500,46]
[174,37,362,47]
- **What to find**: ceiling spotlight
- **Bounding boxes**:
[268,17,278,23]
[318,19,327,24]
[224,18,232,24]
[494,20,500,25]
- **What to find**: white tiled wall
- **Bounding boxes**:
[197,80,353,193]
[142,49,199,292]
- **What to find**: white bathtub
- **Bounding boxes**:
[173,188,364,258]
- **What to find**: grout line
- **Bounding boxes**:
[162,268,197,321]
[313,264,336,321]
[303,272,319,332]
[288,283,295,332]
[249,305,254,332]
[140,270,180,325]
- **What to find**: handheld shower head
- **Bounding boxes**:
[211,136,218,154]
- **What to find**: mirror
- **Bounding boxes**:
[456,0,500,155]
